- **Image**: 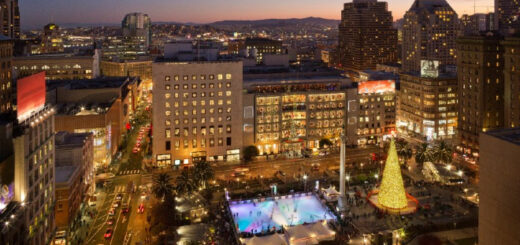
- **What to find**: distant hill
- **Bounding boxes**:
[210,17,340,30]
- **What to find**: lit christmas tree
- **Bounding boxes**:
[378,139,408,210]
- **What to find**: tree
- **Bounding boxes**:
[193,161,214,189]
[319,138,333,149]
[395,139,413,165]
[152,173,174,201]
[433,140,453,164]
[415,143,433,165]
[243,145,259,163]
[175,170,196,196]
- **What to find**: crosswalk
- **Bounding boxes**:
[119,169,141,175]
[114,185,126,193]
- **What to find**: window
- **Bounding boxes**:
[183,84,188,89]
[218,125,223,134]
[218,138,223,146]
[226,125,231,133]
[183,128,189,137]
[165,141,171,150]
[209,74,215,80]
[201,83,206,89]
[200,75,206,80]
[175,140,180,150]
[174,75,179,81]
[226,137,232,146]
[218,74,223,80]
[183,75,189,80]
[165,102,171,108]
[192,127,197,135]
[165,129,171,138]
[165,110,171,116]
[174,128,180,137]
[209,83,215,88]
[209,138,215,147]
[165,85,171,90]
[201,127,206,136]
[226,91,232,97]
[201,139,206,147]
[165,76,171,81]
[192,84,197,89]
[226,82,231,88]
[192,139,197,148]
[165,93,171,99]
[218,83,223,88]
[226,74,232,80]
[183,140,189,148]
[174,84,179,90]
[192,75,197,80]
[209,126,215,135]
[165,119,171,126]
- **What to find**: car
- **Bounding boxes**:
[116,194,123,200]
[108,208,115,216]
[122,207,130,214]
[132,148,138,154]
[104,229,113,239]
[112,202,119,208]
[137,203,145,213]
[106,218,114,225]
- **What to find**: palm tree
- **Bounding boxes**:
[433,140,453,164]
[415,143,433,166]
[152,173,175,201]
[175,170,196,196]
[193,161,214,189]
[395,139,413,165]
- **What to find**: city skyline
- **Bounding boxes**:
[20,0,494,29]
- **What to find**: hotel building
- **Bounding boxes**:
[13,106,56,245]
[152,60,243,167]
[456,34,505,158]
[503,37,520,128]
[402,0,458,73]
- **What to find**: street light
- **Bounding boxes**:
[303,174,308,192]
[374,173,379,180]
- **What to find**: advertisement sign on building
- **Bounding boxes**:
[16,72,46,122]
[421,60,439,78]
[358,80,395,94]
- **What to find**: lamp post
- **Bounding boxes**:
[346,174,350,191]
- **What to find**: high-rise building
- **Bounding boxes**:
[0,0,20,39]
[13,106,56,245]
[122,12,151,49]
[479,128,520,245]
[0,36,12,113]
[41,23,64,54]
[339,0,397,71]
[503,36,520,128]
[456,33,505,159]
[495,0,520,36]
[460,13,496,35]
[402,0,458,73]
[152,60,243,167]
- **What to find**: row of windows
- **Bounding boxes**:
[165,125,232,137]
[165,73,232,81]
[165,137,232,150]
[165,116,232,126]
[165,107,232,116]
[165,82,232,90]
[165,92,232,99]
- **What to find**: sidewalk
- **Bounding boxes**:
[67,190,108,244]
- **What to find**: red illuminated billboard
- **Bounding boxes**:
[17,72,46,122]
[358,80,395,94]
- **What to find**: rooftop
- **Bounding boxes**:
[485,128,520,146]
[55,165,79,184]
[55,102,113,116]
[47,76,133,91]
[55,131,92,147]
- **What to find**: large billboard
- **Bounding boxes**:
[17,72,46,122]
[421,60,439,78]
[358,80,395,94]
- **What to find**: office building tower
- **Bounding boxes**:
[244,38,283,64]
[122,12,151,49]
[397,73,458,141]
[0,36,12,113]
[479,128,520,245]
[152,60,243,167]
[402,0,458,73]
[503,36,520,128]
[456,33,504,159]
[460,13,496,35]
[339,0,397,71]
[495,0,520,36]
[41,23,64,54]
[0,0,19,39]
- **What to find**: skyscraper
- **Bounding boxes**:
[503,36,520,128]
[339,0,397,71]
[122,12,151,49]
[402,0,458,73]
[495,0,520,36]
[456,33,504,159]
[0,0,19,39]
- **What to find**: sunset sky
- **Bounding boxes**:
[20,0,494,28]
